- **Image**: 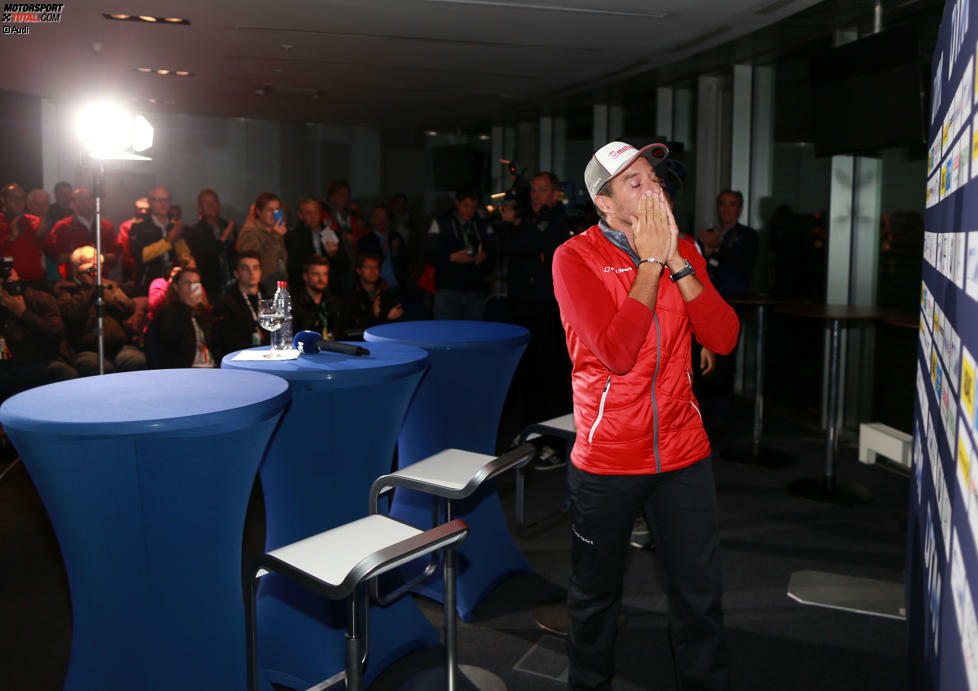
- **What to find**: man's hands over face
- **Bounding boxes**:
[631,187,678,267]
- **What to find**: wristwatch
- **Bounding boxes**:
[669,259,695,283]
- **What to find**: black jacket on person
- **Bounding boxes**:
[184,217,234,299]
[339,279,401,337]
[54,279,134,357]
[152,301,213,368]
[292,285,343,338]
[0,286,71,364]
[355,230,408,289]
[210,285,269,360]
[499,203,569,302]
[128,217,176,293]
[284,222,352,292]
[425,212,493,292]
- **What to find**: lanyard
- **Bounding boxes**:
[241,290,262,345]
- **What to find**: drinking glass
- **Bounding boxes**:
[258,299,285,354]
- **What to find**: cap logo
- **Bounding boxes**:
[607,144,634,160]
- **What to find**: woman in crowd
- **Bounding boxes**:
[151,265,215,368]
[236,192,288,294]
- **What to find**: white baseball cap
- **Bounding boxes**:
[584,141,669,202]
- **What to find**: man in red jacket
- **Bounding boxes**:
[553,141,739,691]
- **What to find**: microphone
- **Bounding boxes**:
[293,330,371,356]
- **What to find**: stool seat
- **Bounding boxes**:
[371,444,536,506]
[258,515,464,597]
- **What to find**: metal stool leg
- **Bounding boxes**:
[345,590,364,691]
[245,568,260,691]
[444,500,458,691]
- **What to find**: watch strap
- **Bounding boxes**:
[669,259,695,283]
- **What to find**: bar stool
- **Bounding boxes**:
[514,413,576,534]
[369,443,536,690]
[245,515,469,691]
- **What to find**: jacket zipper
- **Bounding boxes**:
[652,314,661,473]
[588,376,612,443]
[686,367,703,421]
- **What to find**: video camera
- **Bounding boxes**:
[488,159,531,221]
[0,257,24,296]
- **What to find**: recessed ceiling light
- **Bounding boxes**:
[478,134,491,140]
[135,67,194,77]
[104,13,190,25]
[425,130,438,136]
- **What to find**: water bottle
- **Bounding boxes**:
[272,280,293,350]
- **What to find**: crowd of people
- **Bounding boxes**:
[0,174,584,404]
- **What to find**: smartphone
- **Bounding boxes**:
[273,209,285,225]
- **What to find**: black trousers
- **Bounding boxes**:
[567,458,728,691]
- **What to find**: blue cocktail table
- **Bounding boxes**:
[0,369,290,691]
[364,320,530,620]
[222,343,434,688]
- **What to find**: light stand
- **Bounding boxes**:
[75,102,153,375]
[93,161,106,374]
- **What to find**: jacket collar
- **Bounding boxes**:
[598,220,639,265]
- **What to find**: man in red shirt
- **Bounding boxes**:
[552,141,739,691]
[47,188,117,278]
[0,183,48,285]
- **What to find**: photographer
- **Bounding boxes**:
[425,188,493,320]
[54,246,146,376]
[498,172,571,442]
[0,263,77,399]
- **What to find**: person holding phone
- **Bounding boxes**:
[236,192,288,294]
[150,265,214,368]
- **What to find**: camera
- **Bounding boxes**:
[0,257,24,296]
[488,159,531,221]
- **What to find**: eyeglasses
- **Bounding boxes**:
[149,197,171,203]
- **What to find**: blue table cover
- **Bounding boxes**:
[222,343,433,688]
[0,369,290,691]
[365,320,531,620]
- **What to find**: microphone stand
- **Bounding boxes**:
[93,160,106,375]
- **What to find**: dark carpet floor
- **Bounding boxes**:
[0,398,910,690]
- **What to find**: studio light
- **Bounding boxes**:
[75,102,154,161]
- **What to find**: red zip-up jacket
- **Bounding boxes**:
[552,224,739,475]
